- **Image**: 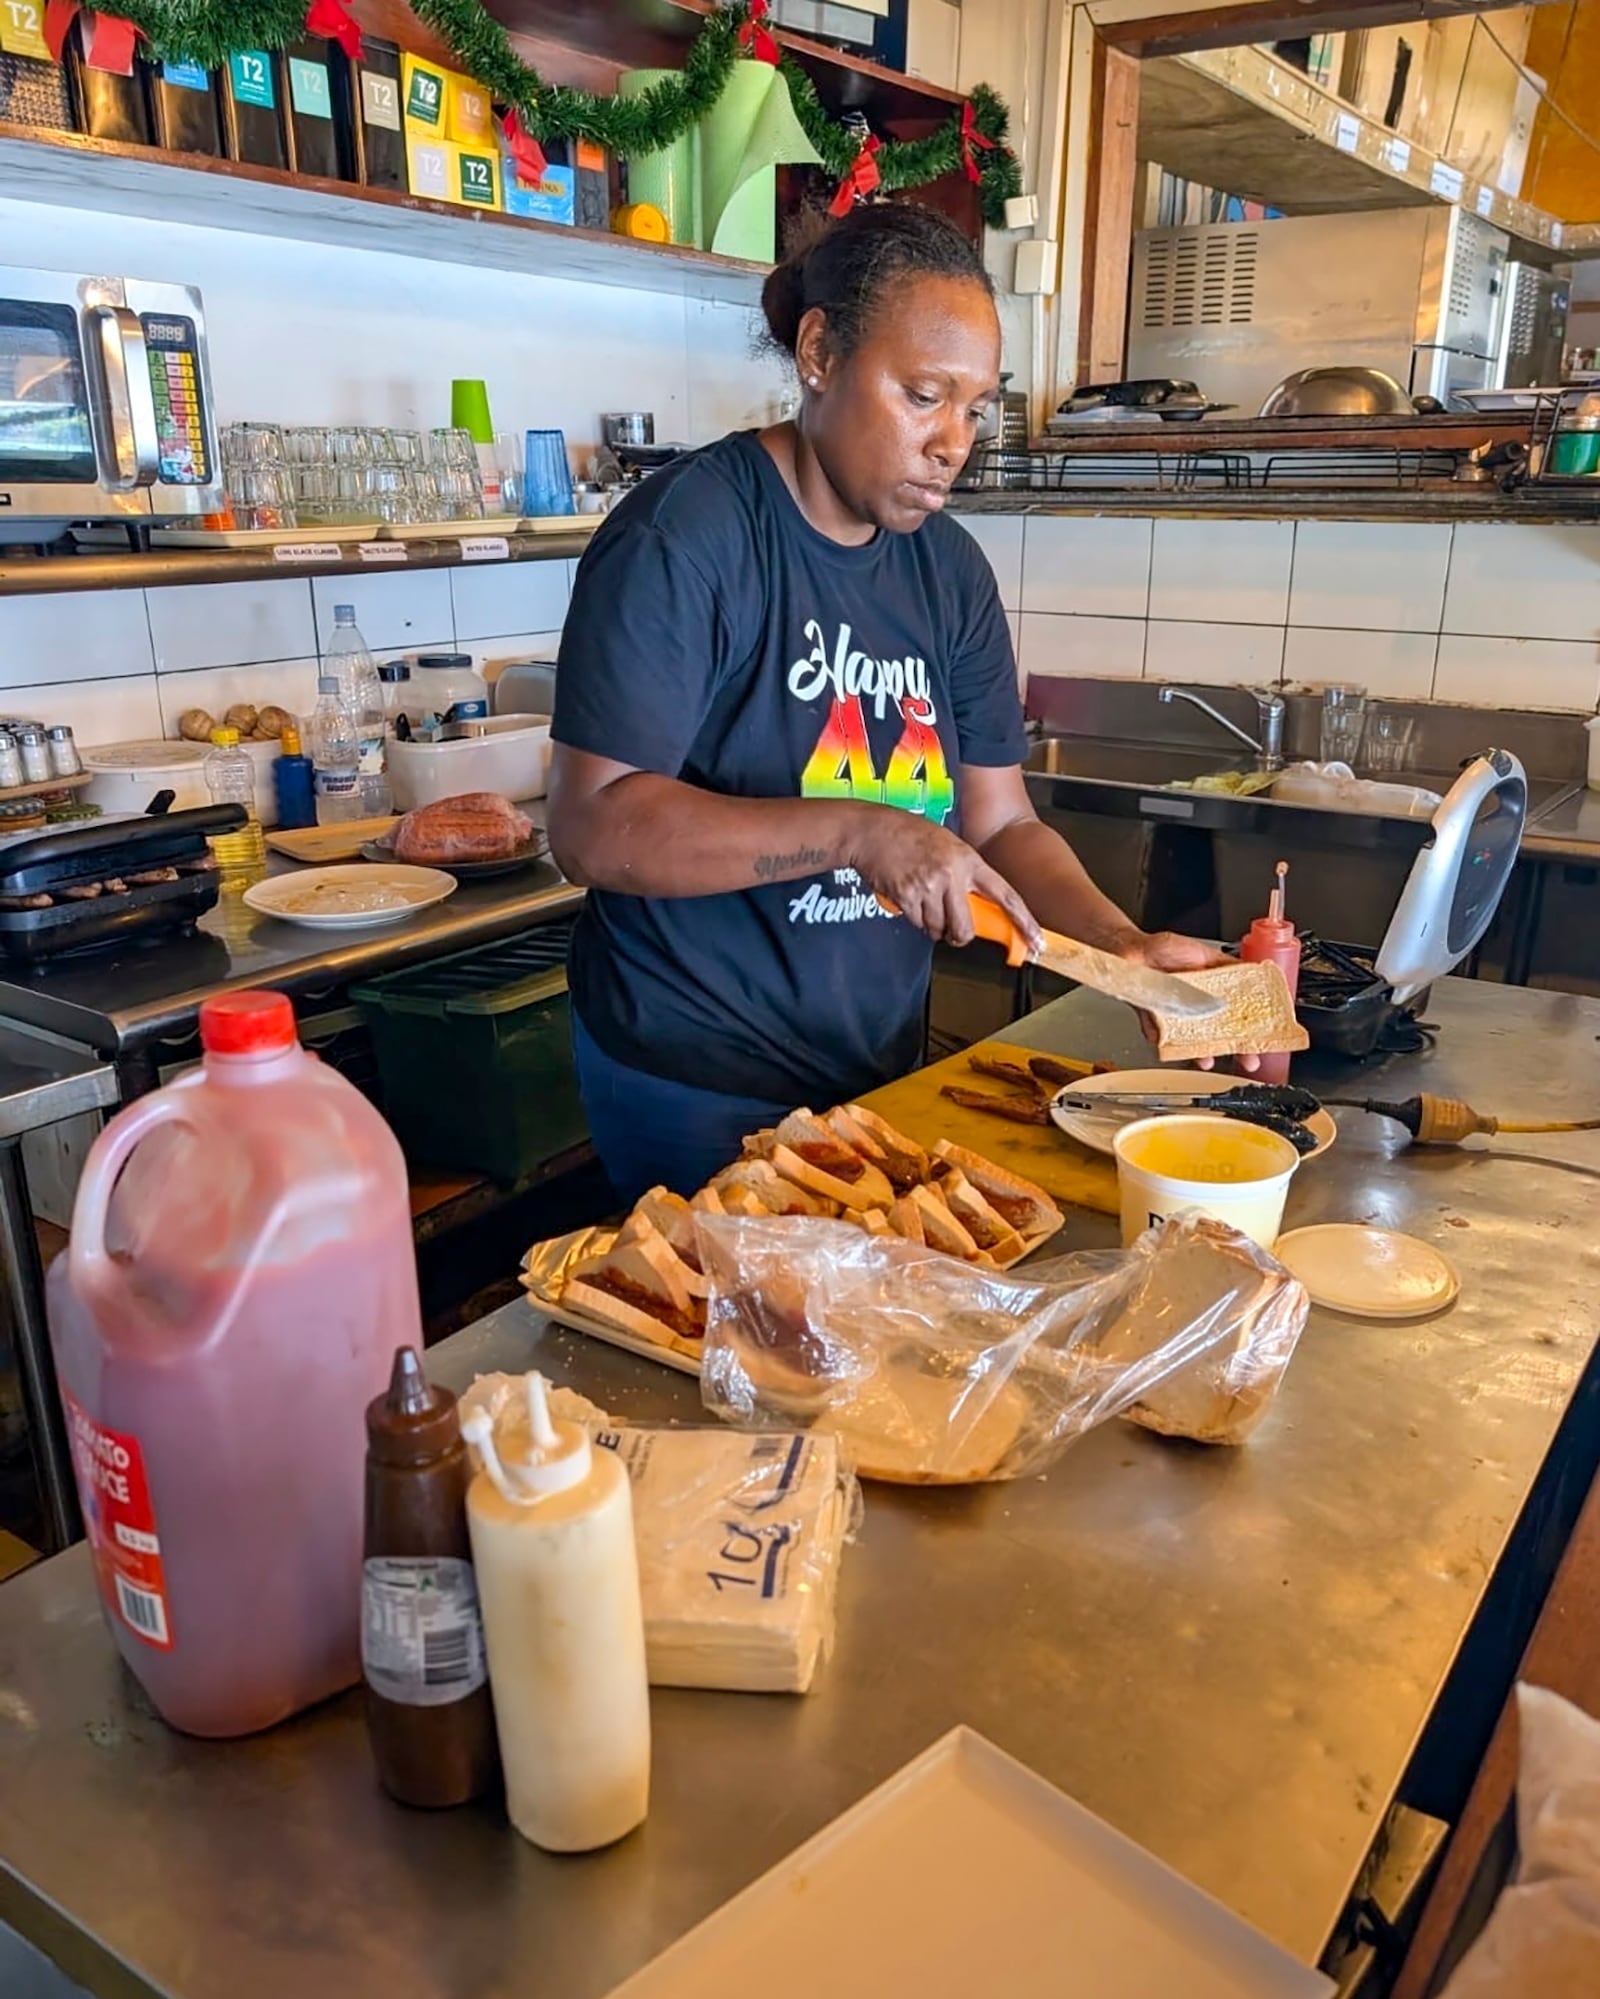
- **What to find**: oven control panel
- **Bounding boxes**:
[141,312,210,486]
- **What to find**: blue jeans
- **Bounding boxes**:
[572,1012,792,1208]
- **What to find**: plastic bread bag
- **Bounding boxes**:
[461,1375,858,1693]
[694,1213,1310,1483]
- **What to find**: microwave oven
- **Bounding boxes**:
[0,266,224,538]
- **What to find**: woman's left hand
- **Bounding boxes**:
[1117,929,1262,1073]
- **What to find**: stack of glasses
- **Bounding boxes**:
[217,423,489,530]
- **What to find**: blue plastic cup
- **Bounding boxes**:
[524,429,574,518]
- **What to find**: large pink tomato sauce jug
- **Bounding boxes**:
[47,989,420,1738]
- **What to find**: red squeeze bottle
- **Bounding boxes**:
[1241,861,1301,1086]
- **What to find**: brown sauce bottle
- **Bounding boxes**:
[362,1349,498,1808]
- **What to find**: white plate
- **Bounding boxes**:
[605,1727,1332,1999]
[1049,1070,1337,1162]
[243,863,455,929]
[1273,1225,1460,1320]
[519,513,602,534]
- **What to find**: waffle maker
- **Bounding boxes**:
[1296,749,1527,1059]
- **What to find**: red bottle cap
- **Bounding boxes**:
[200,990,297,1056]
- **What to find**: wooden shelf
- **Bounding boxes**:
[0,123,770,305]
[0,527,592,598]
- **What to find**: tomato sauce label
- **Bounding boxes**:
[63,1393,174,1650]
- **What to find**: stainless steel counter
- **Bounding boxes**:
[0,862,584,1057]
[1,977,1598,1998]
[1525,780,1600,859]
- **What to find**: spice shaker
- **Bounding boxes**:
[0,733,23,791]
[46,725,82,778]
[15,726,51,786]
[362,1348,498,1809]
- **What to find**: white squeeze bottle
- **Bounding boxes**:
[462,1374,650,1852]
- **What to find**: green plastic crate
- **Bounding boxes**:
[352,922,587,1183]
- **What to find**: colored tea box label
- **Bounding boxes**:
[502,154,575,225]
[0,1,50,60]
[406,136,453,202]
[402,51,446,130]
[446,73,492,146]
[229,49,276,109]
[456,145,501,209]
[361,67,402,132]
[162,60,210,92]
[288,55,332,120]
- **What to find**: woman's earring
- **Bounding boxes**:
[807,375,820,388]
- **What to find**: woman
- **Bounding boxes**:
[550,203,1222,1204]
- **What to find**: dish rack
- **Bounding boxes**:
[959,444,1465,495]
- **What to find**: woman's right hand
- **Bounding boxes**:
[848,808,1042,951]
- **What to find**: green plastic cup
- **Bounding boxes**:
[451,379,494,445]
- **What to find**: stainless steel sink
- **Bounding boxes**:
[1024,738,1250,786]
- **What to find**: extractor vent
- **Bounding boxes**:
[1138,228,1260,331]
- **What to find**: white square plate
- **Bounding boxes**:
[605,1728,1334,1998]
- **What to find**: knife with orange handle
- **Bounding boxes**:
[964,892,1226,1021]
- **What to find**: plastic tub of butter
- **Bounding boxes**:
[1112,1114,1301,1251]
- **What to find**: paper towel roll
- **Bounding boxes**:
[619,69,702,248]
[698,64,820,264]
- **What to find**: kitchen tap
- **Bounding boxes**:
[1158,686,1286,771]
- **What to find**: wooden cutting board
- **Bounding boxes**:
[264,816,398,863]
[857,1040,1119,1218]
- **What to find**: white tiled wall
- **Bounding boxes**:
[959,513,1600,714]
[0,563,575,749]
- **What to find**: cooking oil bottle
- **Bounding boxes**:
[203,727,268,890]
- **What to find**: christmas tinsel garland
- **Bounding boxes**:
[95,0,1023,225]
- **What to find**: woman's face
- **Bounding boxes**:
[798,271,1002,535]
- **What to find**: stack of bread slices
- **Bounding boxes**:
[561,1105,1064,1359]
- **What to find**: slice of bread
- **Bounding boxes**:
[713,1157,837,1218]
[628,1186,705,1269]
[1150,960,1309,1065]
[931,1141,1063,1242]
[616,1204,710,1299]
[838,1102,931,1190]
[906,1182,979,1259]
[768,1111,896,1207]
[887,1193,926,1245]
[938,1167,1027,1265]
[770,1142,893,1214]
[572,1218,700,1322]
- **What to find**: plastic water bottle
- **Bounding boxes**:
[308,676,364,825]
[326,605,391,815]
[202,726,267,889]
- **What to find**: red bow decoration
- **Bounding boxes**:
[829,132,880,218]
[306,0,364,62]
[502,108,547,188]
[738,0,780,66]
[45,4,141,72]
[42,0,81,61]
[960,100,995,184]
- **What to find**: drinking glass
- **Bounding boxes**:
[224,464,298,530]
[495,432,524,516]
[1319,683,1368,766]
[524,428,574,517]
[220,421,288,469]
[1363,712,1417,774]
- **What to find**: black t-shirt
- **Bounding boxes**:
[553,430,1027,1105]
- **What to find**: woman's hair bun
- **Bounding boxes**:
[760,202,992,366]
[760,255,808,357]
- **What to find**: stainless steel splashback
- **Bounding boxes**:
[1127,208,1510,412]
